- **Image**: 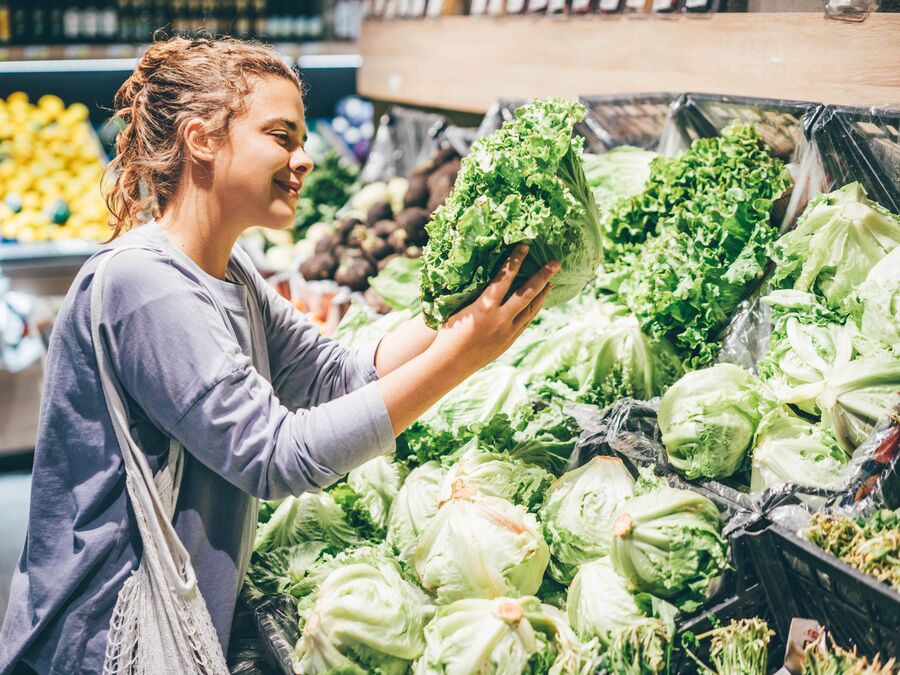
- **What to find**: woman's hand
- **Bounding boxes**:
[375,244,558,436]
[431,244,559,373]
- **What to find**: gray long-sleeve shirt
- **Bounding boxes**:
[0,221,395,674]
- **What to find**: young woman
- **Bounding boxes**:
[0,37,557,674]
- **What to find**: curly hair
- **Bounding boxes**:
[103,36,302,239]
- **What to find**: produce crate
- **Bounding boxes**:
[743,519,900,664]
[576,93,677,153]
[808,104,900,212]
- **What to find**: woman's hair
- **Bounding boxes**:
[104,36,302,239]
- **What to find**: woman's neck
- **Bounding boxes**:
[157,190,242,281]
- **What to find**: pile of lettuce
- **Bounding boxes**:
[419,98,603,328]
[601,124,791,368]
[657,181,900,498]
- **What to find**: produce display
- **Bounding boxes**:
[244,97,900,674]
[802,632,896,674]
[657,181,900,499]
[291,150,360,240]
[0,92,109,243]
[298,147,462,300]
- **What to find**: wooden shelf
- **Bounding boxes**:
[358,13,900,112]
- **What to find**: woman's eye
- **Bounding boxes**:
[272,132,289,143]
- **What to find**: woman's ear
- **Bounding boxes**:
[182,118,219,164]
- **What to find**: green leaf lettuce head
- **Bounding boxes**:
[345,455,410,533]
[750,407,849,501]
[600,618,671,675]
[414,596,599,675]
[246,540,331,599]
[583,146,658,215]
[758,292,900,452]
[439,446,553,512]
[610,485,729,612]
[853,246,900,355]
[253,492,364,553]
[658,364,774,480]
[419,98,603,328]
[292,546,433,675]
[768,181,900,312]
[334,300,412,351]
[566,556,644,647]
[605,124,790,367]
[682,617,774,675]
[387,461,446,565]
[412,483,550,604]
[368,256,424,313]
[541,457,636,584]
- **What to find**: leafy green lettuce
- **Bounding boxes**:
[420,98,602,327]
[603,124,790,367]
[583,146,658,215]
[368,256,424,313]
[768,182,900,312]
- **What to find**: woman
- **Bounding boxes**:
[0,36,557,674]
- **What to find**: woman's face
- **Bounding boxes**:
[211,75,313,231]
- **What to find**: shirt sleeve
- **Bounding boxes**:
[232,248,382,410]
[98,249,395,500]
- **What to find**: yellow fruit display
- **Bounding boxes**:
[0,92,109,243]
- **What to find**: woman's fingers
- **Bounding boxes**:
[513,282,552,332]
[504,261,559,315]
[480,244,530,309]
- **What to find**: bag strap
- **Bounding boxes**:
[90,246,196,597]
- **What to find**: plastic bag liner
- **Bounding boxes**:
[234,592,300,675]
[658,93,826,232]
[359,106,451,184]
[576,93,677,153]
[808,104,900,212]
[475,94,676,154]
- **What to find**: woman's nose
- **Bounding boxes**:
[290,147,315,176]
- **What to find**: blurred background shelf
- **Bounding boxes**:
[358,13,900,113]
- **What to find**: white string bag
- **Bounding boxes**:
[90,247,228,675]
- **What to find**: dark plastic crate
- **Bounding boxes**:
[809,104,900,212]
[744,519,900,664]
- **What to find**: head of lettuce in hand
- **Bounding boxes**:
[419,98,603,328]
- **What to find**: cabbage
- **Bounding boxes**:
[583,146,658,215]
[253,492,364,553]
[412,484,550,604]
[387,461,446,564]
[541,457,635,584]
[768,181,900,311]
[292,548,433,675]
[368,256,424,313]
[546,312,683,409]
[398,397,579,476]
[610,485,729,612]
[439,447,552,511]
[421,365,529,432]
[246,540,331,598]
[346,456,410,532]
[414,596,599,675]
[750,408,849,500]
[854,247,900,354]
[334,300,413,351]
[658,364,773,479]
[759,300,900,451]
[419,98,602,327]
[566,557,643,647]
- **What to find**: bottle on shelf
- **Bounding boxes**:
[251,0,266,36]
[0,0,10,46]
[47,0,65,43]
[149,0,170,39]
[99,0,119,41]
[81,1,101,42]
[30,0,49,44]
[62,0,82,43]
[204,0,221,35]
[10,0,27,45]
[234,0,252,37]
[187,0,204,34]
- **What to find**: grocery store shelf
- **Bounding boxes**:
[0,41,361,72]
[358,13,900,112]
